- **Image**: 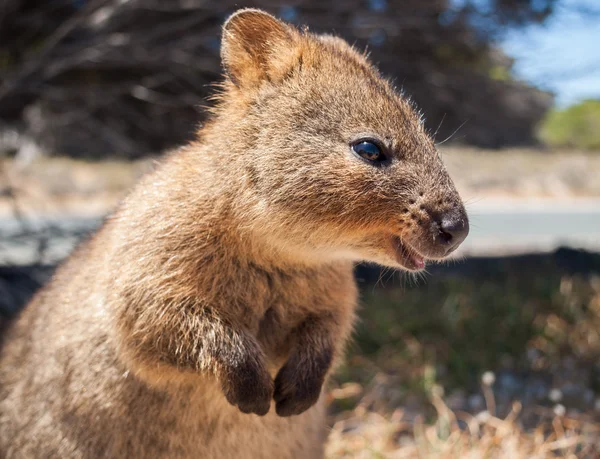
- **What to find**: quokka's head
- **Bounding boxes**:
[219,9,468,271]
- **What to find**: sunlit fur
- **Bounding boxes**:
[0,9,467,459]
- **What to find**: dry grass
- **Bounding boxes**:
[326,380,599,458]
[324,262,600,458]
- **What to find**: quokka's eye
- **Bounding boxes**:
[351,140,387,163]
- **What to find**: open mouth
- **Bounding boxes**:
[390,236,426,271]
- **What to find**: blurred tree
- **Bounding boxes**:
[538,99,600,150]
[0,0,560,158]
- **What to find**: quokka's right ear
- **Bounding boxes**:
[221,9,298,88]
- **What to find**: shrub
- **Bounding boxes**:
[538,99,600,151]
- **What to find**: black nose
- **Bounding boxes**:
[435,212,469,252]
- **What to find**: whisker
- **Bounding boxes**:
[436,119,469,146]
[432,112,446,141]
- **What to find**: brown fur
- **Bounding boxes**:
[0,9,468,458]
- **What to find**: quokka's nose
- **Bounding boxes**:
[434,211,469,252]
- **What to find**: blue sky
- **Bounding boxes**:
[501,0,600,107]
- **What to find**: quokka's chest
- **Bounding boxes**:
[246,268,357,364]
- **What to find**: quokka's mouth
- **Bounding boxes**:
[390,236,426,271]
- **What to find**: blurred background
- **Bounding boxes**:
[1,0,599,457]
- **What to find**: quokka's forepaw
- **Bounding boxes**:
[273,350,331,417]
[222,359,274,416]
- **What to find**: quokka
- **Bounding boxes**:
[0,8,469,459]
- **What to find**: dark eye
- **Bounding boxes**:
[351,140,386,163]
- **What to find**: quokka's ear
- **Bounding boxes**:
[221,9,298,88]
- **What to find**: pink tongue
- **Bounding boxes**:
[411,254,425,270]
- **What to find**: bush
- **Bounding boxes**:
[538,99,600,151]
[0,0,555,158]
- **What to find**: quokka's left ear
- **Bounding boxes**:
[221,8,299,88]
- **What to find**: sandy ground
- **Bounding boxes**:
[442,147,600,201]
[1,147,599,219]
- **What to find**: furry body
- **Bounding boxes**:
[0,9,467,458]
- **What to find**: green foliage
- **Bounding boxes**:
[538,99,600,150]
[345,254,600,394]
[488,65,513,82]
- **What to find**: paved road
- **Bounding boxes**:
[0,203,599,265]
[0,216,102,265]
[457,201,600,257]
